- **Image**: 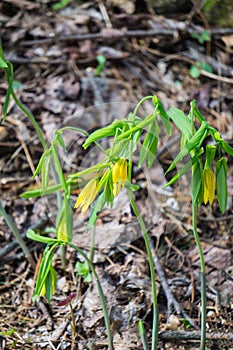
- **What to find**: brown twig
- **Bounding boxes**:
[159,330,233,341]
[148,236,198,329]
[19,24,233,47]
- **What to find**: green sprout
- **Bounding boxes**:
[191,30,211,44]
[190,61,213,79]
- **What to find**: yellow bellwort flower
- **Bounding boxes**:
[74,178,99,213]
[203,168,215,205]
[112,158,127,197]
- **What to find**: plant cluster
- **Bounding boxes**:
[1,45,233,350]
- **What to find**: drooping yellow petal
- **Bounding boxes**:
[203,168,215,205]
[112,158,127,197]
[74,178,99,213]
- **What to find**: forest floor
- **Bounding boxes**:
[0,1,233,349]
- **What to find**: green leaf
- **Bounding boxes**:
[83,120,127,149]
[45,267,57,303]
[103,170,114,206]
[204,145,216,169]
[138,320,149,350]
[164,148,204,187]
[221,140,233,156]
[190,61,213,78]
[166,122,208,179]
[190,65,201,78]
[3,62,14,121]
[41,150,52,192]
[191,30,211,44]
[147,134,159,168]
[116,114,152,141]
[190,100,205,122]
[0,328,17,336]
[87,192,106,229]
[0,57,8,68]
[75,261,92,283]
[52,0,72,10]
[33,246,55,300]
[191,158,204,205]
[200,62,213,73]
[153,96,171,135]
[111,134,140,159]
[167,108,192,140]
[125,181,140,191]
[56,195,73,242]
[181,318,192,329]
[95,55,106,76]
[216,158,228,214]
[55,130,66,151]
[138,119,159,168]
[52,141,68,193]
[27,229,59,244]
[21,183,63,198]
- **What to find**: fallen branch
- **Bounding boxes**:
[148,236,198,330]
[159,330,233,342]
[19,23,233,47]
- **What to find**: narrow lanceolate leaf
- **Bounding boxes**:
[147,134,159,168]
[21,183,63,199]
[221,141,233,157]
[45,267,57,303]
[3,62,13,122]
[27,229,59,244]
[138,320,150,350]
[204,145,216,169]
[190,100,205,122]
[216,157,228,214]
[153,96,172,135]
[191,158,204,205]
[164,148,204,188]
[103,170,114,206]
[83,120,127,149]
[52,141,68,194]
[167,108,192,140]
[138,119,159,168]
[33,246,54,300]
[41,150,52,192]
[55,130,66,151]
[32,150,50,179]
[56,195,73,242]
[165,121,208,174]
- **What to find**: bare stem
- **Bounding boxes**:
[192,202,206,350]
[128,189,159,350]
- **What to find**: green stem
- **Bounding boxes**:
[11,90,47,149]
[51,140,68,194]
[0,200,35,267]
[89,225,96,263]
[11,87,63,207]
[127,189,158,350]
[192,202,206,350]
[132,96,154,119]
[67,241,113,350]
[138,320,150,350]
[116,113,155,141]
